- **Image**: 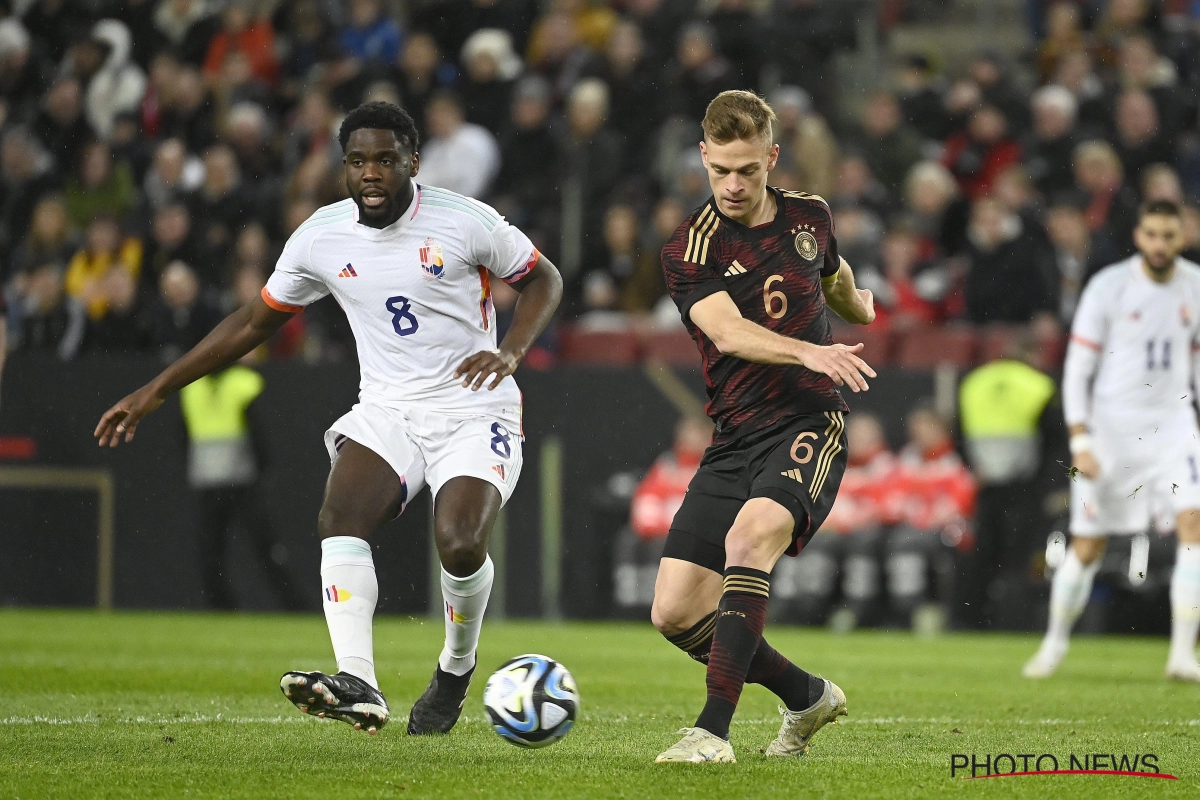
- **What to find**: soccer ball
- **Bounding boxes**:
[483,654,579,748]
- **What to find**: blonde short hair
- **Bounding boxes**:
[701,90,776,146]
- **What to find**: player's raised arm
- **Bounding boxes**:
[456,254,563,390]
[94,295,296,447]
[821,258,875,325]
[689,290,876,392]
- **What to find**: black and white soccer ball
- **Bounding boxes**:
[483,654,579,748]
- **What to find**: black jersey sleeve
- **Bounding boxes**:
[818,201,840,279]
[662,217,727,322]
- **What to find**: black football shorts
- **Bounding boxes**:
[662,410,848,574]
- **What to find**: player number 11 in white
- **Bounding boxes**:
[1146,338,1172,370]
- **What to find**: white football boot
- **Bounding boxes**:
[1022,640,1067,679]
[655,727,736,763]
[1165,659,1200,682]
[763,679,848,757]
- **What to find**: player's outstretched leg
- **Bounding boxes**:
[409,477,501,735]
[1166,531,1200,681]
[280,440,402,732]
[1024,541,1102,678]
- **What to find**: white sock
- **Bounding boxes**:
[1169,543,1200,665]
[1044,550,1100,650]
[439,555,494,676]
[320,536,379,689]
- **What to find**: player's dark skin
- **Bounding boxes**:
[95,127,563,577]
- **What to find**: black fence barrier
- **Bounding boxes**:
[1,354,938,616]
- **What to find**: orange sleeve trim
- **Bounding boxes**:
[503,248,540,284]
[1070,334,1101,351]
[261,287,304,313]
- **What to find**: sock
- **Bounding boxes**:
[694,567,770,740]
[1169,543,1200,665]
[320,536,379,689]
[438,555,494,676]
[665,610,823,710]
[1044,549,1099,650]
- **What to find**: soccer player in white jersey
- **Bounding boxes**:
[1024,200,1200,682]
[94,102,564,732]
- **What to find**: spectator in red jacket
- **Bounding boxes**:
[630,415,711,538]
[203,5,278,89]
[942,104,1022,201]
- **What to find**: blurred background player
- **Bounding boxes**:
[94,102,563,733]
[180,355,303,610]
[1025,200,1200,682]
[652,90,875,764]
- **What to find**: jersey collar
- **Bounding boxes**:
[350,180,420,240]
[707,186,789,239]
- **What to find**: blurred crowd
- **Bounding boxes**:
[3,0,1200,363]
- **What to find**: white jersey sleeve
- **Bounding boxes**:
[469,212,539,285]
[263,231,331,311]
[1062,269,1112,427]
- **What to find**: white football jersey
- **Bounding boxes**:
[263,183,537,415]
[1064,256,1200,435]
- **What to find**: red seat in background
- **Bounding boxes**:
[642,330,701,367]
[831,325,892,367]
[895,325,978,369]
[559,328,642,365]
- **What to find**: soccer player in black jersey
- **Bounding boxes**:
[652,91,876,763]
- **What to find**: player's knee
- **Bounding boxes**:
[1071,536,1106,565]
[724,518,791,568]
[317,499,373,541]
[435,525,489,576]
[650,596,688,638]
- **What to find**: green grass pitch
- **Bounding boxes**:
[0,609,1196,799]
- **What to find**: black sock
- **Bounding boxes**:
[663,611,824,709]
[664,611,717,663]
[694,567,770,740]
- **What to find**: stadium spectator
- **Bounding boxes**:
[418,90,500,199]
[146,260,222,361]
[8,195,76,280]
[903,160,968,258]
[391,33,455,139]
[558,78,623,282]
[1117,34,1184,137]
[153,0,221,67]
[1034,1,1089,83]
[340,0,403,66]
[495,76,559,229]
[968,52,1029,132]
[459,29,523,136]
[1023,84,1081,197]
[772,86,839,202]
[1073,139,1140,253]
[1050,50,1111,136]
[64,141,138,231]
[86,266,150,353]
[942,105,1022,201]
[1044,196,1117,322]
[525,12,600,106]
[0,18,51,125]
[142,138,203,212]
[31,77,90,176]
[895,54,950,142]
[0,127,55,261]
[854,91,925,202]
[202,4,279,89]
[665,21,738,122]
[887,404,975,628]
[143,202,212,289]
[1112,89,1173,183]
[63,214,142,322]
[830,156,889,222]
[155,64,219,153]
[602,20,664,173]
[72,20,146,141]
[13,262,86,360]
[194,143,255,263]
[871,223,960,329]
[962,195,1058,324]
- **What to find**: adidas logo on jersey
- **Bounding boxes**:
[337,264,358,278]
[781,469,804,483]
[724,260,748,277]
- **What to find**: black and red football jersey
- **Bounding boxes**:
[662,186,849,441]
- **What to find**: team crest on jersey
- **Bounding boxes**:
[793,225,819,261]
[419,238,445,280]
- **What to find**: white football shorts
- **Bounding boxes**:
[324,401,523,511]
[1070,424,1200,537]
